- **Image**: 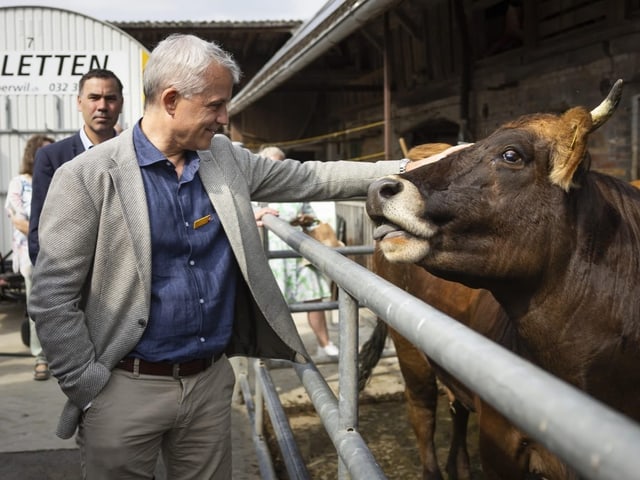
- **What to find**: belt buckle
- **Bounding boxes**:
[172,363,181,379]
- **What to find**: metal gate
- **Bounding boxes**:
[235,214,640,480]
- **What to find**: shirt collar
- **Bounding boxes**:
[78,126,93,151]
[132,121,200,174]
[79,125,119,150]
[133,121,166,166]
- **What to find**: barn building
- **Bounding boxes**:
[113,0,640,261]
[2,1,640,256]
[115,0,640,182]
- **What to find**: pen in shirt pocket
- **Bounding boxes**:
[193,214,212,229]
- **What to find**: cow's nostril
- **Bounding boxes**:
[374,177,403,199]
[367,177,403,220]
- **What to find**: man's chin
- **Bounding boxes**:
[198,131,217,148]
[92,123,116,132]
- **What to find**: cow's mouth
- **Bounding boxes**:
[372,217,434,242]
[372,223,408,241]
[371,220,432,263]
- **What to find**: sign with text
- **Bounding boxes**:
[0,51,129,95]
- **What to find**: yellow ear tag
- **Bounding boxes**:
[193,214,212,229]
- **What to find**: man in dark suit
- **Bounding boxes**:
[28,69,124,264]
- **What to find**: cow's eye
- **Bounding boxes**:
[502,149,521,163]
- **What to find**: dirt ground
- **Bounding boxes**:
[266,391,484,479]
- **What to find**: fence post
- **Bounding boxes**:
[338,288,359,479]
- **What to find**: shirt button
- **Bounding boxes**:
[200,337,205,342]
[189,260,195,266]
[199,298,204,304]
[185,221,189,227]
[137,319,147,327]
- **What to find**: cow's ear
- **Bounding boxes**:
[549,107,593,191]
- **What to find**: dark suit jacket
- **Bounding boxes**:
[28,132,85,264]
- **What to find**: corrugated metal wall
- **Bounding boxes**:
[0,6,148,257]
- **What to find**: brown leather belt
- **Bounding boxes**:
[116,354,221,379]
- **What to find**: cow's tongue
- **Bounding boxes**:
[373,223,403,241]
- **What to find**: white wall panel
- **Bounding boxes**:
[0,6,149,256]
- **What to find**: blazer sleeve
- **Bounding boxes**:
[29,147,60,265]
[29,163,109,410]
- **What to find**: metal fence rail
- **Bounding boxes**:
[245,214,640,480]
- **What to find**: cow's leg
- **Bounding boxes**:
[476,402,577,480]
[477,402,521,480]
[445,397,471,480]
[388,326,444,480]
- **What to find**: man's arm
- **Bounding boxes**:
[10,214,29,236]
[29,149,57,265]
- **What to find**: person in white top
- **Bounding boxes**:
[254,146,339,358]
[5,134,54,379]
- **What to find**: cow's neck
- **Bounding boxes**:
[491,264,640,421]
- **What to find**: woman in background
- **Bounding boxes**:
[5,134,54,380]
[255,146,339,358]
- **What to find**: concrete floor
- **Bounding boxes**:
[0,298,402,479]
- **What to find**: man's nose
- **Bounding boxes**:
[217,106,229,126]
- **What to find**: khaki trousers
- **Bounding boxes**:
[79,355,235,479]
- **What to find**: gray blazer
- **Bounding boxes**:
[29,129,402,438]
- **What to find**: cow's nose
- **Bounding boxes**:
[366,177,403,217]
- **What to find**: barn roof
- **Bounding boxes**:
[228,0,399,115]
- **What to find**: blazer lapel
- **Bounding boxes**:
[71,133,85,157]
[109,133,153,297]
[197,149,248,274]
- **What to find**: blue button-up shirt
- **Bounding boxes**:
[129,122,238,363]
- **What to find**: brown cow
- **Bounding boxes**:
[366,80,640,477]
[363,149,640,480]
[359,144,483,480]
[361,151,640,480]
[361,145,565,480]
[360,254,490,480]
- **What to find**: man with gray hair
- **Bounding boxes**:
[30,33,445,478]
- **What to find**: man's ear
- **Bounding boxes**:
[161,88,179,116]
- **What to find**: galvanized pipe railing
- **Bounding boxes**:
[290,360,387,479]
[255,216,386,479]
[254,351,387,479]
[237,372,278,480]
[253,361,311,480]
[268,245,374,259]
[259,213,640,480]
[336,289,360,479]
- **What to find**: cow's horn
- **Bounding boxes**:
[590,79,623,131]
